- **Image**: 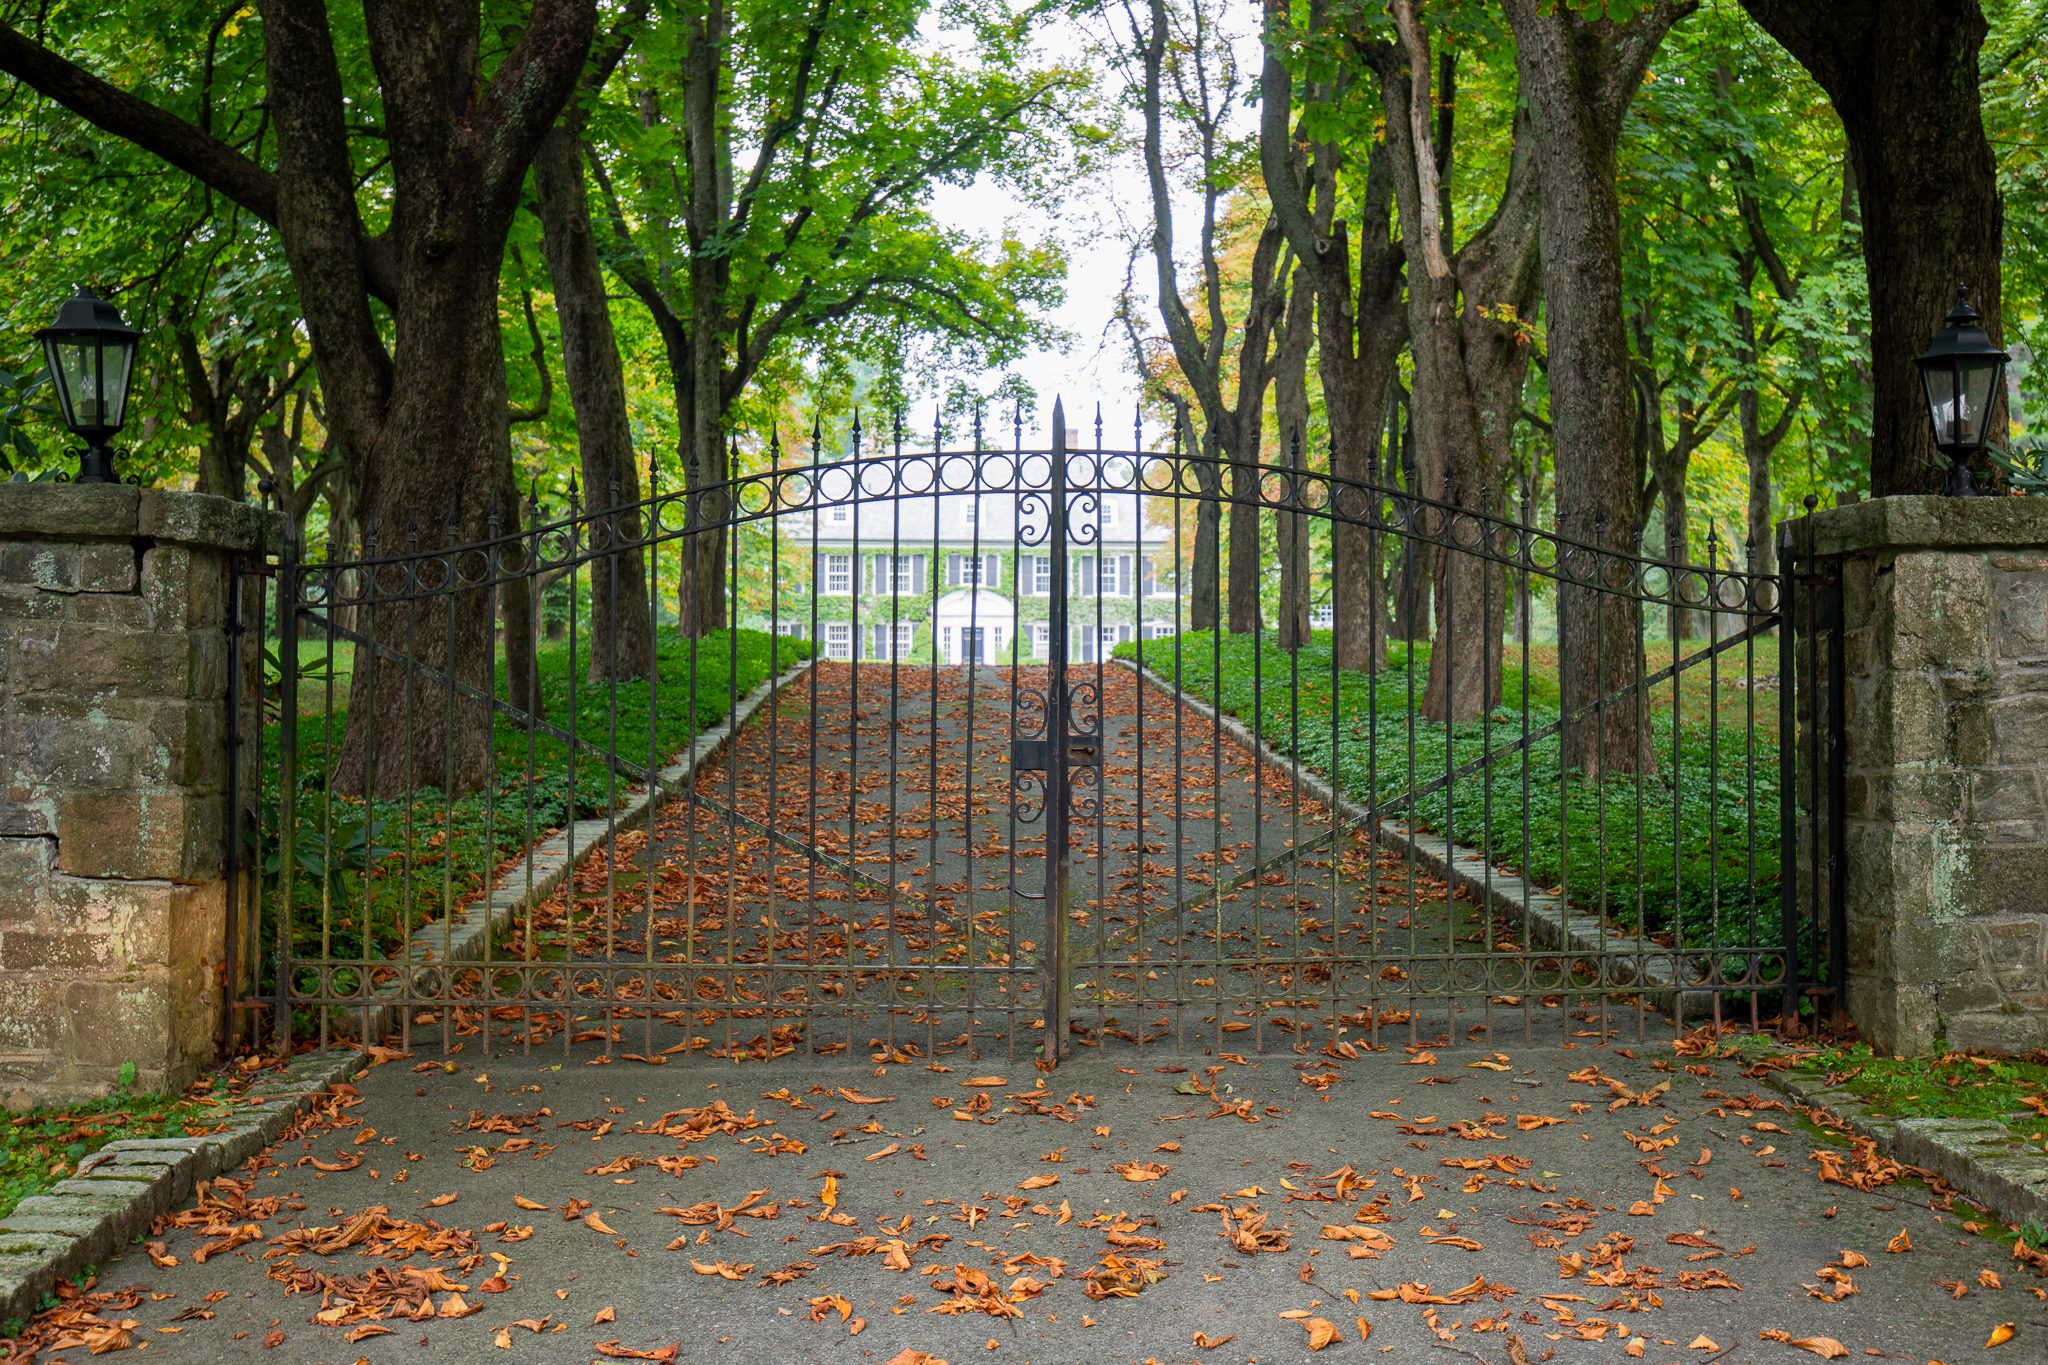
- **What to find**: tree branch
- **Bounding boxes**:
[0,20,279,223]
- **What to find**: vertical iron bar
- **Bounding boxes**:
[1825,558,1847,1018]
[274,517,301,1054]
[1777,520,1800,1025]
[1044,401,1072,1059]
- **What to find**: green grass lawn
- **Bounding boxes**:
[1116,630,1782,956]
[262,626,809,976]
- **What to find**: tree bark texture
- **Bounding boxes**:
[533,125,654,681]
[1386,387,1431,644]
[1370,3,1540,722]
[1740,0,2003,496]
[1273,263,1314,652]
[1191,429,1223,634]
[1503,0,1688,777]
[1259,4,1405,671]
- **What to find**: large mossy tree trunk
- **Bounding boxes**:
[1740,0,2004,496]
[1503,0,1689,777]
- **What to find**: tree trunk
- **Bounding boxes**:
[1660,476,1690,641]
[1259,15,1405,673]
[331,249,510,797]
[678,0,735,639]
[1372,4,1536,721]
[1387,388,1431,644]
[1503,0,1687,777]
[1226,440,1263,637]
[1740,0,2003,496]
[533,125,653,680]
[1192,430,1223,634]
[1274,263,1313,651]
[1322,218,1402,672]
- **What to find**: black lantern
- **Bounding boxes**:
[35,286,141,484]
[1913,285,2008,497]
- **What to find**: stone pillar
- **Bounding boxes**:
[1801,497,2048,1054]
[0,485,266,1106]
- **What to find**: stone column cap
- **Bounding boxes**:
[0,484,276,552]
[1789,494,2048,558]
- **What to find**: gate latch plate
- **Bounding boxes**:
[1009,735,1101,772]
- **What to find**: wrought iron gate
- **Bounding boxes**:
[229,400,1844,1060]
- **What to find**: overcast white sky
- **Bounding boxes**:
[922,2,1264,448]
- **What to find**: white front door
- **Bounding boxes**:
[933,589,1014,666]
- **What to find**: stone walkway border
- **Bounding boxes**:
[0,1047,367,1327]
[1116,658,1714,1020]
[0,661,815,1327]
[1763,1063,2048,1229]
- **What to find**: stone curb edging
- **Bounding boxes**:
[1762,1064,2048,1229]
[323,659,813,1047]
[0,1047,367,1329]
[1116,657,1715,1020]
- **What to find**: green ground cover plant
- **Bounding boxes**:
[261,628,809,974]
[1781,1042,2048,1154]
[1117,631,1782,956]
[0,1090,236,1221]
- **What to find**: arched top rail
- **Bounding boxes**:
[290,444,1781,619]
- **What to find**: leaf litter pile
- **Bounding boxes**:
[5,1033,2045,1364]
[470,660,1543,1064]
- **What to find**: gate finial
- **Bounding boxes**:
[1051,396,1066,454]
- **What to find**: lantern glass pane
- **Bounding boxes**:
[100,335,135,431]
[42,335,87,431]
[1921,360,1965,451]
[1959,354,2001,448]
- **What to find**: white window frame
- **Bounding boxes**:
[825,504,852,527]
[823,622,853,660]
[775,620,807,639]
[1019,555,1052,596]
[1143,621,1176,640]
[867,621,916,660]
[1143,560,1175,597]
[1071,623,1133,663]
[1100,554,1132,597]
[947,552,1001,588]
[1029,622,1050,658]
[1310,603,1334,630]
[869,553,926,595]
[821,553,853,595]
